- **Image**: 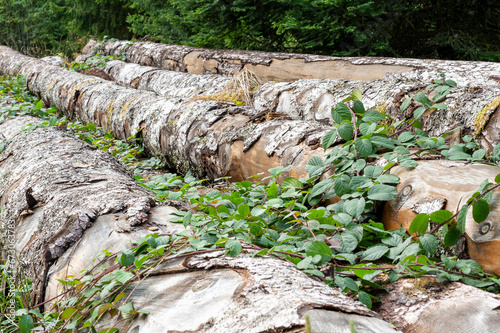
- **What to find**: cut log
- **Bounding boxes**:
[0,116,154,303]
[0,45,332,182]
[81,39,500,84]
[382,160,500,274]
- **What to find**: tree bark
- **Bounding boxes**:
[0,116,154,304]
[376,277,500,333]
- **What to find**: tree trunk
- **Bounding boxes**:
[377,277,500,333]
[0,116,154,304]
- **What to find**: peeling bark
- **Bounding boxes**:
[0,116,154,303]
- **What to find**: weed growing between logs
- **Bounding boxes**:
[1,74,500,331]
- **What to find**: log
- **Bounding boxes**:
[1,110,498,333]
[78,44,500,151]
[0,45,331,182]
[81,39,500,84]
[0,116,154,303]
[382,160,500,275]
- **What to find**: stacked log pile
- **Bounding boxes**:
[2,43,500,332]
[0,46,332,182]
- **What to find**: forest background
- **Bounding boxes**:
[0,0,499,62]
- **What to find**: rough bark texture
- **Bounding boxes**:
[0,116,154,303]
[0,46,331,182]
[78,45,500,153]
[81,39,500,84]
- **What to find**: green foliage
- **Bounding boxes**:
[1,1,498,61]
[125,0,499,60]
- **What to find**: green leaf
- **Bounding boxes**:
[19,315,34,333]
[311,179,334,197]
[495,173,500,183]
[456,205,468,233]
[305,241,332,264]
[370,136,396,149]
[266,183,279,199]
[353,159,367,172]
[238,204,250,217]
[444,225,461,247]
[429,210,453,224]
[251,206,266,216]
[358,291,372,308]
[430,103,447,110]
[352,100,365,114]
[355,138,373,157]
[445,150,471,160]
[493,144,500,157]
[332,103,352,124]
[35,100,43,111]
[400,97,412,112]
[338,122,354,141]
[115,270,134,284]
[409,213,429,235]
[61,308,77,320]
[297,256,313,269]
[400,159,418,168]
[472,149,486,160]
[394,146,410,154]
[472,199,489,223]
[183,211,192,228]
[414,106,426,119]
[225,239,242,257]
[334,174,351,196]
[118,249,136,267]
[460,277,493,288]
[322,129,338,150]
[415,91,431,107]
[376,174,400,184]
[398,131,414,142]
[364,165,383,178]
[367,184,398,201]
[420,234,438,253]
[445,79,457,87]
[362,245,389,261]
[351,89,362,102]
[362,110,385,123]
[281,177,303,189]
[356,197,366,217]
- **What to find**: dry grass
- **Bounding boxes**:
[193,67,262,106]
